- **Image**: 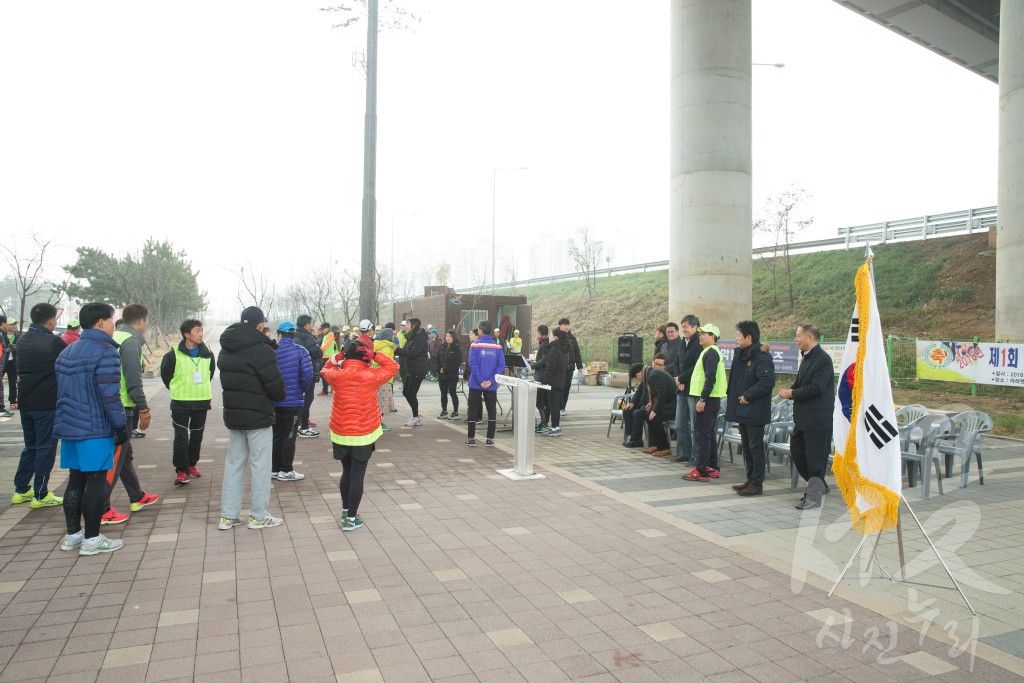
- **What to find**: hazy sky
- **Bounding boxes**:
[0,0,998,318]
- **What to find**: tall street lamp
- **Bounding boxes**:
[492,167,527,290]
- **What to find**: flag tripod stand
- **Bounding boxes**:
[827,494,976,615]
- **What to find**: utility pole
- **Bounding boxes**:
[358,0,379,321]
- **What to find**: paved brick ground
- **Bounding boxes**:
[0,370,1019,681]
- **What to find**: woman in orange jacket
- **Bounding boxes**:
[320,339,398,532]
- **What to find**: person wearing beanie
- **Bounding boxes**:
[216,306,286,530]
[373,328,397,430]
[321,339,398,531]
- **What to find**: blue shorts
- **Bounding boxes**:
[60,437,115,473]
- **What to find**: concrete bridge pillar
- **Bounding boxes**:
[997,1,1024,341]
[669,0,752,331]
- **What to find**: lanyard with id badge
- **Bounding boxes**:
[190,355,204,384]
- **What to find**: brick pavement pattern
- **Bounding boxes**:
[0,376,1019,682]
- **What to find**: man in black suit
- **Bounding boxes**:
[778,323,835,510]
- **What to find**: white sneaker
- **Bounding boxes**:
[413,416,422,426]
[79,534,124,556]
[60,531,84,551]
[297,428,319,438]
[277,471,305,481]
[219,517,244,530]
[404,417,418,427]
[248,515,284,529]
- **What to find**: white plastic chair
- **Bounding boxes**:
[901,414,951,499]
[937,411,991,488]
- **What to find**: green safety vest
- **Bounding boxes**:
[689,345,727,399]
[168,347,213,401]
[113,329,141,408]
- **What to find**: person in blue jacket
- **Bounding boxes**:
[465,320,506,447]
[54,303,128,556]
[272,321,313,481]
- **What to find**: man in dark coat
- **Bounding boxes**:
[779,322,835,510]
[294,315,323,437]
[724,320,776,496]
[217,306,286,530]
[11,303,68,508]
[643,361,677,457]
[557,318,584,412]
[621,362,649,448]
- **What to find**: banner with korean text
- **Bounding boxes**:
[916,341,1024,387]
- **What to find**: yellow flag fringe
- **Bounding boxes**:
[831,262,901,535]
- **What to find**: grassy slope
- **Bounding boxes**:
[498,233,995,343]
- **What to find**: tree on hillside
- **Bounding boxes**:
[755,186,813,308]
[569,227,604,300]
[504,255,519,291]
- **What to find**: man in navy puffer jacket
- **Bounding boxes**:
[54,303,127,556]
[272,322,313,481]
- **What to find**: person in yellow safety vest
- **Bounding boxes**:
[683,323,727,482]
[318,323,337,396]
[508,329,523,354]
[160,319,216,488]
[106,303,160,524]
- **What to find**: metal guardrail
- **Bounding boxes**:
[481,205,996,291]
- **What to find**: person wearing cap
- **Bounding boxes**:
[62,318,82,345]
[217,306,287,530]
[321,338,398,531]
[394,318,429,426]
[317,323,336,396]
[426,328,441,381]
[104,304,160,524]
[683,323,727,482]
[272,322,313,481]
[294,315,323,437]
[356,320,375,363]
[160,319,216,487]
[508,329,523,355]
[373,328,397,430]
[725,320,776,497]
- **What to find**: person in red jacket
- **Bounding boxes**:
[321,339,398,532]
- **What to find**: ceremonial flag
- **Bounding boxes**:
[832,252,902,534]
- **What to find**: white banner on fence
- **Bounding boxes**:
[916,340,1024,386]
[820,343,847,375]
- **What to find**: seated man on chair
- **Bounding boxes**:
[642,355,677,457]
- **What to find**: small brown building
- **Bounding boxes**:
[392,287,532,356]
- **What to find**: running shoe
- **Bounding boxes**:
[60,531,83,551]
[342,515,363,532]
[219,517,244,530]
[277,471,305,481]
[465,438,476,447]
[436,411,449,419]
[0,411,14,418]
[380,423,391,431]
[132,429,146,438]
[298,428,319,438]
[80,534,124,556]
[101,507,129,525]
[187,466,202,478]
[545,427,562,437]
[174,471,190,487]
[29,492,63,508]
[247,515,284,529]
[130,492,160,512]
[682,469,709,482]
[707,467,721,479]
[485,439,494,447]
[448,413,460,421]
[10,489,34,505]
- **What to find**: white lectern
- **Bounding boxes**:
[493,374,549,480]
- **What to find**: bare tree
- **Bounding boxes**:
[569,227,604,300]
[0,234,58,331]
[435,262,452,287]
[503,255,519,291]
[334,269,361,327]
[235,265,276,313]
[755,186,813,308]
